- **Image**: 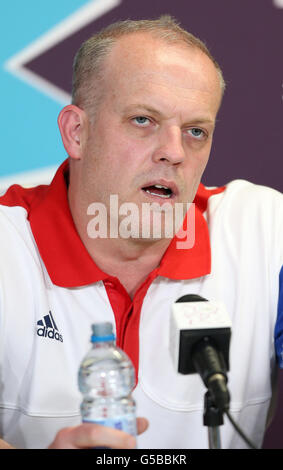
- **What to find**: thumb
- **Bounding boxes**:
[137,417,149,435]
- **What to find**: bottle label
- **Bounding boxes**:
[83,414,136,436]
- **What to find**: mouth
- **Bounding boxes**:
[141,180,178,200]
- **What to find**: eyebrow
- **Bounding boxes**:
[124,104,215,126]
[124,104,163,118]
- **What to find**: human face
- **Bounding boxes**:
[80,33,222,240]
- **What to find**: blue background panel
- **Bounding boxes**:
[0,0,90,177]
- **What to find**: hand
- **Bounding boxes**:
[48,417,149,449]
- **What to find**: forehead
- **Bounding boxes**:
[100,33,222,116]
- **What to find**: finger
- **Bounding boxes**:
[137,417,149,435]
[50,423,136,449]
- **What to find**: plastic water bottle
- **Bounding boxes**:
[78,322,137,437]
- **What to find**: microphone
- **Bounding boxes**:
[169,294,232,412]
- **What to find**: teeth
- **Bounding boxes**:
[145,189,171,198]
[154,184,169,189]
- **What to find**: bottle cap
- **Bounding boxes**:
[91,322,115,342]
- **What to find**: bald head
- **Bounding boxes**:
[72,16,225,119]
[101,33,222,116]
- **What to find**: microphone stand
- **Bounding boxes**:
[203,390,224,449]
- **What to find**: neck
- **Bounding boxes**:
[68,189,171,297]
[81,232,170,298]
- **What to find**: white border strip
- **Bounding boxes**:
[4,0,121,103]
[0,165,58,192]
[10,67,71,104]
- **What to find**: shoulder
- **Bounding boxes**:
[207,179,283,209]
[0,183,48,229]
[0,184,49,266]
[204,180,283,229]
[205,179,283,269]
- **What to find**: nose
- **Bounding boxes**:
[152,125,185,165]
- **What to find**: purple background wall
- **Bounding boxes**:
[25,0,283,448]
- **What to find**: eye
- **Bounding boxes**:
[133,116,151,127]
[187,128,206,139]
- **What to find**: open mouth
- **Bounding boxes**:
[142,184,173,199]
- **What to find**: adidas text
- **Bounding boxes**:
[37,326,63,342]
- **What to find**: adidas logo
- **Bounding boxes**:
[37,311,63,342]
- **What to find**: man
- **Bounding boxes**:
[0,16,282,449]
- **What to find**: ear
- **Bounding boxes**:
[57,105,88,160]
